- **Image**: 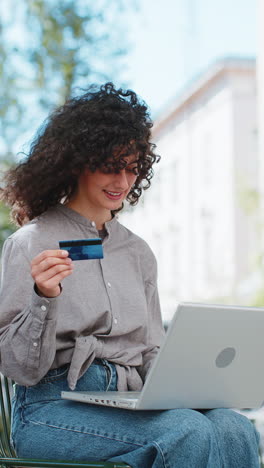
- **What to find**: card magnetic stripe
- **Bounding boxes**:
[59,239,102,247]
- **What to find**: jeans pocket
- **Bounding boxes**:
[23,366,70,406]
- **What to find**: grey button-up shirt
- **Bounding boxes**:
[0,204,165,390]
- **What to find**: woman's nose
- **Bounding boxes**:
[114,170,130,189]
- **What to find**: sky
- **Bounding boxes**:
[0,0,257,155]
[122,0,257,118]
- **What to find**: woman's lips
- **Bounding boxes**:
[103,190,123,200]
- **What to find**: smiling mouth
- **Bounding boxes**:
[103,190,123,200]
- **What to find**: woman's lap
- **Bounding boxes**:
[11,362,260,468]
[204,408,260,467]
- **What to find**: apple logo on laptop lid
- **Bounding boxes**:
[215,347,236,368]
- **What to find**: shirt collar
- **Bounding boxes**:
[55,203,118,234]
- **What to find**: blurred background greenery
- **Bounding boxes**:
[1,0,263,309]
[0,0,135,249]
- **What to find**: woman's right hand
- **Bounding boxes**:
[31,250,74,298]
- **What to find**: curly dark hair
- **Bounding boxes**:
[0,82,160,226]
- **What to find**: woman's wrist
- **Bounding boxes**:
[34,283,62,298]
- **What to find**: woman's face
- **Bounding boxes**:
[73,155,138,214]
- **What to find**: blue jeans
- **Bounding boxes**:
[11,360,260,468]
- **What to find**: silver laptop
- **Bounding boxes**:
[61,302,264,410]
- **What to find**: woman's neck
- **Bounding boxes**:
[64,200,112,230]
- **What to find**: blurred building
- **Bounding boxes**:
[120,57,258,321]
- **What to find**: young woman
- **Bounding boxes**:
[0,83,260,467]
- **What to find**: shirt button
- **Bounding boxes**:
[91,221,96,227]
[114,318,118,324]
[41,305,47,311]
[107,282,111,288]
[33,342,38,347]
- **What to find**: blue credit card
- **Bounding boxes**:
[59,238,103,261]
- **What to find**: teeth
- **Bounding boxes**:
[106,191,121,196]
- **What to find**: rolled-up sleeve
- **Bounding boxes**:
[0,238,58,385]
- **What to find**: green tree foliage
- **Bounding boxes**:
[0,0,135,250]
[0,159,17,252]
[0,203,15,251]
[1,0,134,153]
[237,185,264,307]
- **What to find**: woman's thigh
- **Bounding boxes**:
[12,364,259,467]
[12,361,220,466]
[204,408,260,468]
[14,400,221,467]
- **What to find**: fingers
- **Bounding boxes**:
[31,249,69,266]
[33,261,73,284]
[35,267,74,297]
[31,249,74,298]
[32,255,71,274]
